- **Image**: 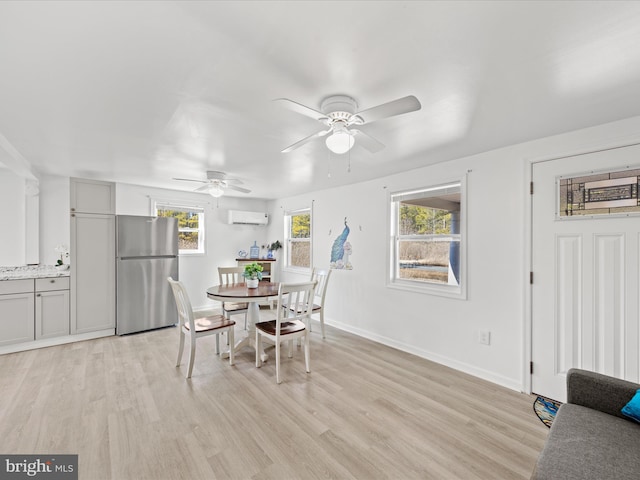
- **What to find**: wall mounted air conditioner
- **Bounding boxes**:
[227,210,269,226]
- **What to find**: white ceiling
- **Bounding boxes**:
[2,1,640,199]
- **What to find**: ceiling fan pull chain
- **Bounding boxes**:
[327,149,332,178]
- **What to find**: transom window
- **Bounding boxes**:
[156,204,205,255]
[389,180,466,298]
[284,208,312,270]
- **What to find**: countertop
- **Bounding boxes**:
[0,265,71,281]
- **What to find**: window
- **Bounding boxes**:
[156,204,205,255]
[284,208,312,270]
[389,180,465,298]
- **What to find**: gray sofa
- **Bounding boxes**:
[531,368,640,480]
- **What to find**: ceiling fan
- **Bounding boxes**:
[173,171,251,198]
[276,94,421,155]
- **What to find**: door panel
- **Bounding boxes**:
[531,145,640,401]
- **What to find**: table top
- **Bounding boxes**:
[206,282,280,299]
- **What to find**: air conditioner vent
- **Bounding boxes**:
[227,210,269,226]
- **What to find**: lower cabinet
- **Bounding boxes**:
[0,288,35,347]
[0,277,70,347]
[35,278,70,339]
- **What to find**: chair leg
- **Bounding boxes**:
[304,332,310,373]
[215,333,220,355]
[228,327,235,366]
[187,342,196,379]
[255,330,262,368]
[276,339,281,384]
[176,330,185,367]
[244,312,248,330]
[320,309,326,339]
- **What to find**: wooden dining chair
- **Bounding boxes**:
[168,277,235,379]
[217,266,249,329]
[285,268,332,338]
[255,281,316,384]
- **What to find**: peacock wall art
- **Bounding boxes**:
[330,217,353,269]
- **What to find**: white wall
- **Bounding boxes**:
[39,175,70,265]
[269,114,640,392]
[0,170,26,266]
[34,177,272,309]
[116,183,271,309]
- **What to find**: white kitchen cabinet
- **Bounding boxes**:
[70,178,115,214]
[71,212,116,334]
[35,277,70,340]
[0,279,35,346]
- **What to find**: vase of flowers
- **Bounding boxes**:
[54,244,70,270]
[243,262,263,288]
[267,240,282,259]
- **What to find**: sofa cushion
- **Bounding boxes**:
[621,389,640,423]
[533,403,640,480]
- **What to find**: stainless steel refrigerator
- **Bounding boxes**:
[116,215,179,335]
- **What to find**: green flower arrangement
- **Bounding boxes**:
[269,240,282,251]
[243,262,263,280]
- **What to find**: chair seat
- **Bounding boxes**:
[255,319,306,336]
[223,302,248,312]
[185,315,235,332]
[287,303,321,313]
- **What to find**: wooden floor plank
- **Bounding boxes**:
[0,322,547,479]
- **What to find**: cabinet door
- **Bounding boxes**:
[70,178,115,214]
[71,213,116,334]
[0,293,35,346]
[36,290,70,339]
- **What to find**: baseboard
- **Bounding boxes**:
[0,329,115,355]
[324,317,522,392]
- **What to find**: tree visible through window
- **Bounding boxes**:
[285,209,311,269]
[156,204,205,255]
[390,181,465,297]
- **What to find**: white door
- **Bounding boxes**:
[531,145,640,402]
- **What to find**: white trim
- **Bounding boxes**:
[155,201,206,255]
[386,175,467,300]
[524,135,640,395]
[325,315,522,392]
[0,329,115,356]
[283,206,313,271]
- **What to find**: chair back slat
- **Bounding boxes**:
[276,281,316,338]
[218,266,245,285]
[311,268,332,305]
[167,277,194,328]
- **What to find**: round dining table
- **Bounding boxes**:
[206,282,280,362]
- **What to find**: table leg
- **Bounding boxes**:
[221,302,269,362]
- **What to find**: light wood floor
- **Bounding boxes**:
[0,317,548,479]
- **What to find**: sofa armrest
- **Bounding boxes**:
[567,368,639,420]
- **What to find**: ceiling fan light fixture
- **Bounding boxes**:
[325,130,354,154]
[208,183,224,198]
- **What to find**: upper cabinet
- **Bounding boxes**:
[70,178,115,214]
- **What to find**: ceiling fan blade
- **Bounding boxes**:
[352,95,421,125]
[194,184,212,192]
[224,178,243,185]
[281,128,332,153]
[351,129,385,153]
[173,177,207,183]
[274,98,329,123]
[225,184,251,194]
[205,171,244,184]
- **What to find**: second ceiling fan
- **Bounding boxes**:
[276,94,421,154]
[173,171,251,198]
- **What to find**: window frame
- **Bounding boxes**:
[387,177,467,299]
[283,207,312,273]
[154,202,205,256]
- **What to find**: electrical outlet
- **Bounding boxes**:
[478,330,491,345]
